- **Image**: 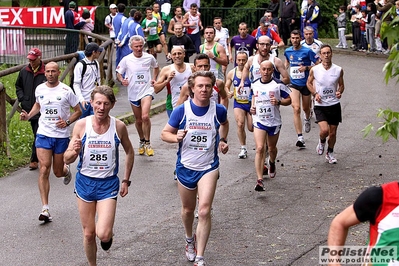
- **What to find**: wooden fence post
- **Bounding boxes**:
[0,83,6,154]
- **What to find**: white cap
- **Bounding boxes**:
[109,4,117,9]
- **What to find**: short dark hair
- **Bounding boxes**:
[134,11,142,22]
[190,3,198,8]
[290,29,301,36]
[117,3,125,12]
[205,26,215,34]
[320,44,332,53]
[194,53,210,66]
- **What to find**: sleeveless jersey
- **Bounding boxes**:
[187,13,200,34]
[152,12,162,33]
[367,182,399,264]
[312,63,342,107]
[179,100,219,171]
[166,63,192,110]
[249,54,280,82]
[78,116,121,178]
[251,77,291,127]
[233,67,251,104]
[201,43,223,80]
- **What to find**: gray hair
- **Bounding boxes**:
[129,35,145,48]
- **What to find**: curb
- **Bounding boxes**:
[117,101,167,125]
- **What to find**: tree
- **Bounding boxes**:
[362,6,399,142]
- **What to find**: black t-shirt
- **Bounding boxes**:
[353,185,390,225]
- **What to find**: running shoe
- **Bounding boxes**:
[185,235,197,262]
[269,161,276,178]
[63,165,72,185]
[145,143,154,156]
[138,141,145,155]
[39,209,52,222]
[100,237,113,251]
[326,152,337,164]
[316,141,325,155]
[254,179,265,192]
[304,118,311,133]
[238,147,247,159]
[296,138,306,148]
[194,257,206,266]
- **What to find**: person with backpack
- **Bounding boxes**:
[305,0,322,39]
[73,43,103,118]
[104,4,117,41]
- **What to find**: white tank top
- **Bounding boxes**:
[313,63,342,107]
[79,116,120,178]
[249,54,276,82]
[187,13,200,34]
[170,63,192,108]
[180,100,217,171]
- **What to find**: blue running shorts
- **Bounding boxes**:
[176,164,219,190]
[35,134,69,154]
[75,172,119,202]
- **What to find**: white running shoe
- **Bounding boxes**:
[194,257,206,266]
[326,151,337,164]
[316,141,325,155]
[304,118,311,133]
[185,235,197,262]
[296,138,306,148]
[238,147,247,159]
[63,165,72,185]
[39,209,52,222]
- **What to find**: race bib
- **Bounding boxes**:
[87,149,112,170]
[187,131,211,151]
[134,72,148,85]
[290,66,305,79]
[43,104,61,122]
[235,86,250,101]
[257,103,274,121]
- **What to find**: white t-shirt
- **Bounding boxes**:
[169,63,192,108]
[116,52,159,101]
[105,13,116,38]
[215,27,229,56]
[73,58,101,102]
[36,82,80,138]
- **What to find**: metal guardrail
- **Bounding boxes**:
[93,6,268,36]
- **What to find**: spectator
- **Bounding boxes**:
[304,0,322,39]
[64,1,85,54]
[266,0,279,25]
[155,0,172,34]
[183,0,200,12]
[59,0,77,15]
[104,4,117,41]
[113,3,127,67]
[359,9,368,51]
[73,43,102,118]
[80,9,94,43]
[366,3,377,53]
[334,6,348,49]
[15,48,46,171]
[252,17,284,56]
[350,4,362,51]
[279,0,297,45]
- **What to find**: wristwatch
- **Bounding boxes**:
[66,119,71,126]
[122,180,131,187]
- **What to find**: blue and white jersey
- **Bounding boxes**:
[78,116,121,178]
[168,100,227,171]
[300,38,323,58]
[251,77,291,127]
[284,46,318,86]
[232,67,251,104]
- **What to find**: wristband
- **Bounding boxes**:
[219,138,227,144]
[122,180,131,187]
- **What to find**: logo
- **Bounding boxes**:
[319,246,398,265]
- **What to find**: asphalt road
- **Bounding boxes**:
[1,51,398,266]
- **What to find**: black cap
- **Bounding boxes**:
[85,43,104,54]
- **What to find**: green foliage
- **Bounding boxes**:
[0,69,33,177]
[363,7,399,142]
